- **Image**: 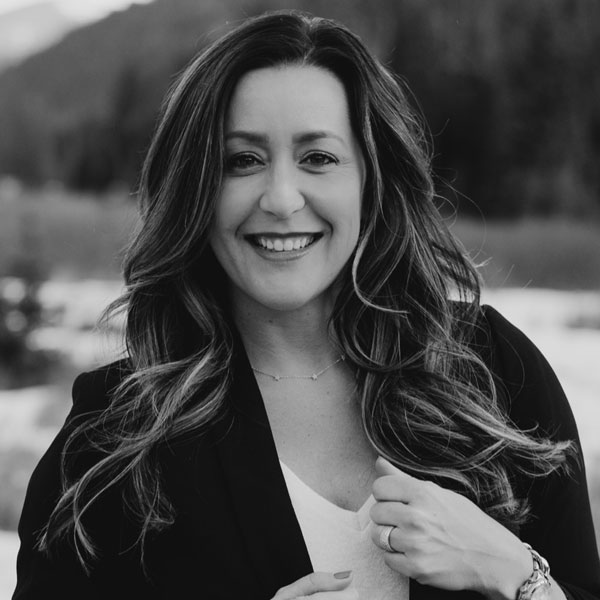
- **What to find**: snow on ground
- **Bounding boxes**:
[31,278,126,368]
[0,386,59,452]
[0,532,18,600]
[0,281,598,598]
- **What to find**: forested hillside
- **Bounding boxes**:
[0,0,598,217]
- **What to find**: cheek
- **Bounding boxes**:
[324,176,362,223]
[208,203,239,268]
[211,190,245,238]
[216,176,263,227]
[341,192,363,242]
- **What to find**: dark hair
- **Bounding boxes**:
[41,10,574,568]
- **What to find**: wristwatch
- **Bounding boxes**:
[517,543,552,600]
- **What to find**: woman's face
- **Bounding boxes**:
[210,64,365,315]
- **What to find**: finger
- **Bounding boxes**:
[272,571,353,599]
[375,456,411,477]
[309,589,360,600]
[382,551,422,580]
[372,519,424,555]
[373,458,435,503]
[370,523,403,553]
[372,473,416,503]
[369,500,413,527]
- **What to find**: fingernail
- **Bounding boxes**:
[334,570,352,579]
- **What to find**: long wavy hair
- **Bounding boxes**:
[41,10,574,568]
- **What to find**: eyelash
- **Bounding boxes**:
[301,151,338,167]
[225,151,338,172]
[225,153,262,171]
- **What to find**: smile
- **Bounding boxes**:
[246,233,322,252]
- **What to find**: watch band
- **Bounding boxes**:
[517,543,551,600]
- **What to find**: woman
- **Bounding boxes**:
[14,10,600,600]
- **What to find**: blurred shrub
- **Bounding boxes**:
[568,313,600,330]
[0,273,59,389]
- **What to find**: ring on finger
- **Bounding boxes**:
[379,525,396,553]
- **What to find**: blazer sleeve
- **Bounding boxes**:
[482,305,600,600]
[12,363,151,600]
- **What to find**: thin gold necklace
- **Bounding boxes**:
[251,354,346,382]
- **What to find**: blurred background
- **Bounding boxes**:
[0,0,599,596]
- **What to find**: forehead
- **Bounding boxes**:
[225,64,352,135]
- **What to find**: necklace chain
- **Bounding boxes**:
[251,354,346,382]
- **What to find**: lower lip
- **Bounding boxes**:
[248,238,320,261]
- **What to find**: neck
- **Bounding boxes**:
[230,293,340,376]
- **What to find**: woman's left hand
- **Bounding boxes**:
[370,457,532,600]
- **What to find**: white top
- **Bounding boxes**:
[280,461,409,600]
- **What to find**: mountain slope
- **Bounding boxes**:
[0,0,398,187]
[0,2,76,72]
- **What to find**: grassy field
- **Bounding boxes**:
[2,188,600,288]
[452,218,600,290]
[0,188,137,280]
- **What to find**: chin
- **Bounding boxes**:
[251,285,333,314]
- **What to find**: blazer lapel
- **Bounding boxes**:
[211,334,313,594]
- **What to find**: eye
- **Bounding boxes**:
[301,152,338,168]
[225,153,263,173]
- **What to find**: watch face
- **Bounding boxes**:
[531,582,552,600]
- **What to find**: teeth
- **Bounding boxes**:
[255,235,314,252]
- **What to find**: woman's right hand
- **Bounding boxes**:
[271,571,358,599]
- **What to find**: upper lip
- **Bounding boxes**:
[244,232,323,239]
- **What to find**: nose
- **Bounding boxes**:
[258,161,305,218]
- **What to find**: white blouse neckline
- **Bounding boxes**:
[279,459,375,531]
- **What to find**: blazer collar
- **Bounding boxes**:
[210,331,313,593]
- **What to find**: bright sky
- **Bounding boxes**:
[0,0,153,22]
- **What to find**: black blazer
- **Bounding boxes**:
[13,306,600,599]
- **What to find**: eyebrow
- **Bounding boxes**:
[225,131,267,144]
[225,130,347,146]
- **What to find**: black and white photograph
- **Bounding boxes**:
[0,1,599,598]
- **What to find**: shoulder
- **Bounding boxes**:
[15,358,140,595]
[32,358,133,467]
[16,360,131,545]
[70,358,132,413]
[475,304,546,373]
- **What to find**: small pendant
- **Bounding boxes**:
[311,374,317,380]
[274,375,281,381]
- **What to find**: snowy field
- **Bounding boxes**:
[0,280,599,597]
